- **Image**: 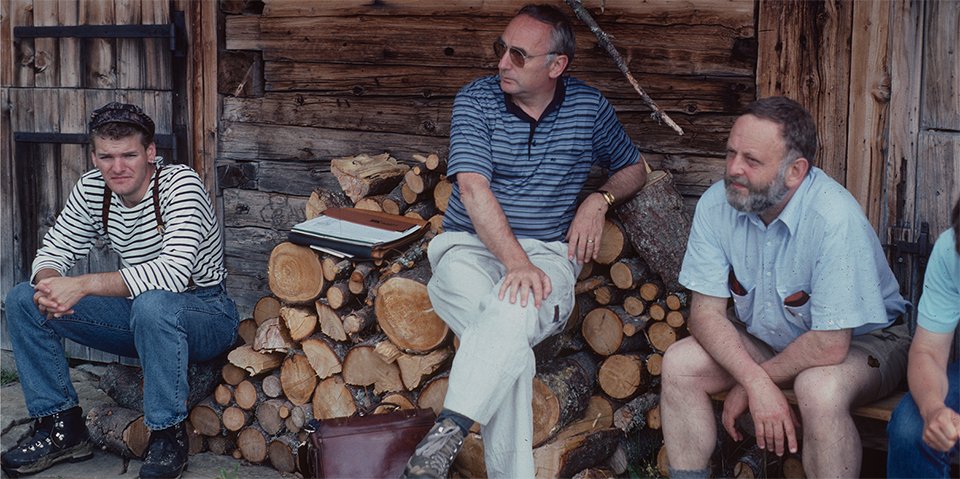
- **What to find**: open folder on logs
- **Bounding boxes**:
[288,207,428,260]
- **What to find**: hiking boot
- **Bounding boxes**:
[0,406,93,477]
[400,418,465,479]
[138,420,188,479]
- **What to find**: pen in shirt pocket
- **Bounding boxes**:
[728,270,747,296]
[784,290,810,307]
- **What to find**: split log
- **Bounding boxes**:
[616,170,693,291]
[646,322,678,353]
[215,384,234,406]
[256,399,288,436]
[416,373,449,416]
[612,391,660,434]
[228,344,283,376]
[401,182,432,206]
[646,352,663,376]
[268,432,301,474]
[375,339,403,363]
[665,291,690,311]
[86,404,150,458]
[403,200,440,223]
[396,347,453,390]
[596,218,633,265]
[375,264,449,353]
[281,352,318,406]
[316,299,348,342]
[99,355,227,413]
[382,181,410,215]
[341,338,404,394]
[349,267,379,297]
[639,279,665,302]
[622,294,646,316]
[597,353,650,400]
[665,309,688,329]
[733,444,783,479]
[253,296,282,326]
[222,363,247,386]
[268,242,325,303]
[427,214,445,234]
[237,318,258,345]
[452,432,487,478]
[262,371,284,398]
[343,305,378,339]
[189,395,225,437]
[385,236,430,275]
[313,376,358,420]
[533,427,623,479]
[575,276,608,295]
[404,167,443,195]
[378,392,418,412]
[253,316,295,353]
[280,305,317,342]
[301,333,346,379]
[222,405,251,433]
[235,378,267,410]
[305,186,352,220]
[237,423,269,463]
[331,153,409,204]
[326,279,356,310]
[322,257,353,283]
[609,256,654,290]
[582,306,652,356]
[433,178,453,213]
[206,434,236,456]
[532,352,598,447]
[591,284,627,306]
[355,194,386,212]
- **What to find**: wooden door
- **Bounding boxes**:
[1,0,181,363]
[886,0,960,359]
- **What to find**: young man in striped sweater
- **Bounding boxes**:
[400,5,647,478]
[2,103,239,479]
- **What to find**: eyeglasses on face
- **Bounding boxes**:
[493,40,558,67]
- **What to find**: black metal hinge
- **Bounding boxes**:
[14,11,186,57]
[887,222,935,270]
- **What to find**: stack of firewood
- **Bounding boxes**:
[86,152,804,478]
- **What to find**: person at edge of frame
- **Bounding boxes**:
[1,102,239,479]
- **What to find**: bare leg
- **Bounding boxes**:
[793,348,881,479]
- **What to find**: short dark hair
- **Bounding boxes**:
[742,97,817,173]
[952,195,960,256]
[88,102,155,149]
[518,4,576,65]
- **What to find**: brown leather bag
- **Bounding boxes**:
[300,405,437,478]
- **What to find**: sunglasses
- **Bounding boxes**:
[493,40,558,67]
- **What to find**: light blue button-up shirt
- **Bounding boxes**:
[679,167,909,352]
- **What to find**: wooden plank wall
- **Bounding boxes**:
[217,0,758,313]
[1,0,172,362]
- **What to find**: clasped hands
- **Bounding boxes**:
[33,276,85,319]
[722,380,801,456]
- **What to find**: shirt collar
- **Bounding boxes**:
[734,167,820,235]
[503,76,566,123]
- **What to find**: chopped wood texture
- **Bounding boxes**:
[86,405,150,459]
[268,433,300,473]
[253,296,282,325]
[582,306,652,356]
[268,242,325,303]
[253,316,295,353]
[610,256,654,290]
[532,352,597,447]
[223,405,251,432]
[341,342,403,394]
[305,187,353,220]
[597,353,650,400]
[375,265,449,353]
[533,427,624,479]
[189,396,225,437]
[228,344,284,376]
[331,152,410,203]
[301,333,345,379]
[316,300,348,342]
[613,391,660,434]
[313,376,358,420]
[646,322,677,353]
[280,305,318,341]
[237,424,269,463]
[616,170,693,291]
[280,352,317,406]
[596,218,633,265]
[397,347,453,390]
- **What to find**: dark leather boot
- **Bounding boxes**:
[138,420,188,479]
[0,406,93,477]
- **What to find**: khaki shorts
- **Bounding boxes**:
[726,308,911,399]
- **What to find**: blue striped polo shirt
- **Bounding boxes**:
[443,75,641,242]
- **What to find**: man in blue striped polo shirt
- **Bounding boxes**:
[401,4,648,478]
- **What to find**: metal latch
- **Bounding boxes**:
[887,222,935,270]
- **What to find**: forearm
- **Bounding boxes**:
[77,271,132,298]
[459,174,531,269]
[758,329,851,387]
[596,162,647,206]
[907,328,954,420]
[687,293,770,386]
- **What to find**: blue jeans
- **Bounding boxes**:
[6,281,239,430]
[886,358,960,478]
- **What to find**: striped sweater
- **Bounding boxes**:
[32,163,227,298]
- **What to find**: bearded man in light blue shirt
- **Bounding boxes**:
[660,97,911,479]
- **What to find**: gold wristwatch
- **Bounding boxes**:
[596,190,615,206]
